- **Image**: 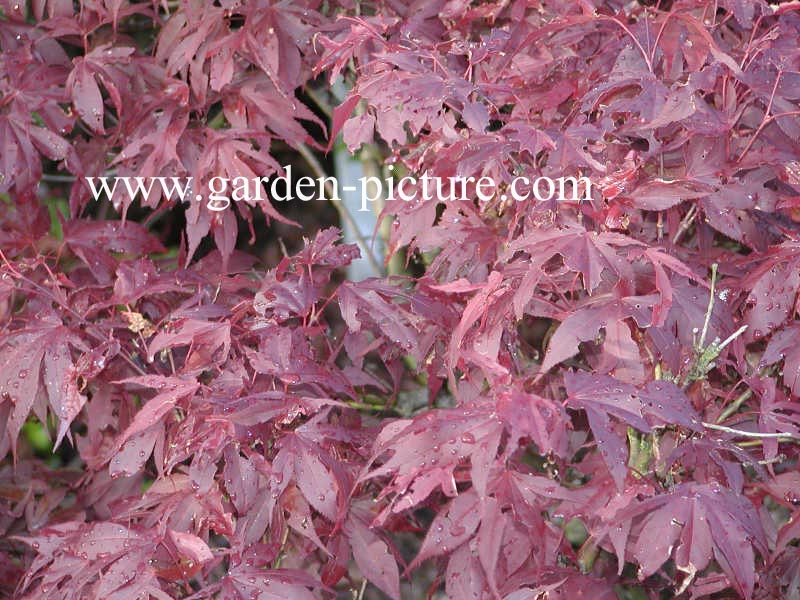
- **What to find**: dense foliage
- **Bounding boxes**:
[1,0,800,598]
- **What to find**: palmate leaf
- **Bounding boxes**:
[565,372,700,488]
[439,270,512,385]
[505,226,643,294]
[0,316,91,453]
[596,482,767,599]
[408,488,482,572]
[344,505,401,600]
[63,219,166,284]
[3,0,800,597]
[66,59,105,135]
[145,317,231,372]
[539,291,657,375]
[363,402,505,520]
[221,566,324,600]
[111,376,199,452]
[14,521,189,599]
[761,324,800,397]
[274,433,344,524]
[738,241,800,343]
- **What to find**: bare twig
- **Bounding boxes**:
[698,263,718,349]
[304,85,334,119]
[716,388,753,423]
[672,205,697,244]
[702,422,799,441]
[42,174,78,183]
[271,525,291,569]
[354,577,368,600]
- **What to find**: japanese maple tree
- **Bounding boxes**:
[1,0,800,599]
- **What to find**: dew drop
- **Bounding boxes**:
[784,491,800,505]
[450,523,465,536]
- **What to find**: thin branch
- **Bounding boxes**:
[698,263,718,349]
[304,85,334,120]
[354,577,368,600]
[716,388,753,423]
[702,422,799,441]
[671,205,697,244]
[271,525,291,569]
[42,174,78,183]
[296,142,384,275]
[717,325,748,352]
